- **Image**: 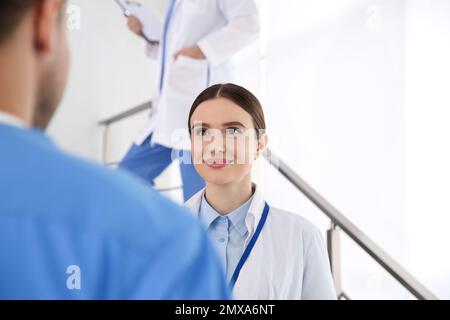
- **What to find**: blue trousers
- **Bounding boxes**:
[119,135,205,202]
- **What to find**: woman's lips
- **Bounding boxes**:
[205,158,232,169]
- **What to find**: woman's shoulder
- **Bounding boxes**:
[267,206,322,239]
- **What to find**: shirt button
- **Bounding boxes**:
[218,238,226,243]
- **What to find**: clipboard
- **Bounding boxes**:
[114,0,162,43]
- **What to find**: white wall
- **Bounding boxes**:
[405,0,450,300]
[256,0,450,299]
[48,0,164,161]
[257,0,410,299]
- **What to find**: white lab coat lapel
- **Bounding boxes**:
[184,188,204,217]
[233,185,275,299]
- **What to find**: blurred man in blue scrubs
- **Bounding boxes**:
[0,0,229,300]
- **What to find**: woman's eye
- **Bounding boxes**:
[195,128,209,136]
[226,127,242,135]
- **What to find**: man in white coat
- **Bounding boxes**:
[120,0,260,201]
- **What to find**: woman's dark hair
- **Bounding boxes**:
[188,83,266,138]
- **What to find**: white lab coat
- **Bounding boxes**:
[135,0,260,149]
[185,184,338,300]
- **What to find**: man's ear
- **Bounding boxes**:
[256,132,268,159]
[34,0,63,53]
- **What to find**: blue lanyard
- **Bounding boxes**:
[159,0,177,92]
[229,202,270,290]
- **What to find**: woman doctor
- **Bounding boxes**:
[185,83,337,300]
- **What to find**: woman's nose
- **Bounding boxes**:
[206,132,226,153]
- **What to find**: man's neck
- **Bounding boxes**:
[0,42,35,127]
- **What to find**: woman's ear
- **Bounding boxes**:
[255,132,268,159]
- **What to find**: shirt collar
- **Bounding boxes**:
[228,198,252,236]
[199,195,220,229]
[199,193,253,237]
[0,110,26,129]
[186,183,267,244]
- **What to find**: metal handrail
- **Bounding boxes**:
[264,149,438,300]
[98,101,438,300]
[99,101,152,126]
[99,101,153,163]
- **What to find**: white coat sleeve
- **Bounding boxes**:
[301,229,337,300]
[197,0,260,67]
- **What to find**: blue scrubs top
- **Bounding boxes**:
[0,123,229,300]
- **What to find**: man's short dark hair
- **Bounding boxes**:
[0,0,38,44]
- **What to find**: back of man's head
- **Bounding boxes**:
[0,1,34,44]
[0,0,69,129]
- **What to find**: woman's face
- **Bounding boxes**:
[190,97,266,186]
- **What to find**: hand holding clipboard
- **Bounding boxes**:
[114,0,162,43]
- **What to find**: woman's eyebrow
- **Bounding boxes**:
[222,121,247,128]
[191,122,210,129]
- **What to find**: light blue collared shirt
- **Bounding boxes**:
[199,194,253,282]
